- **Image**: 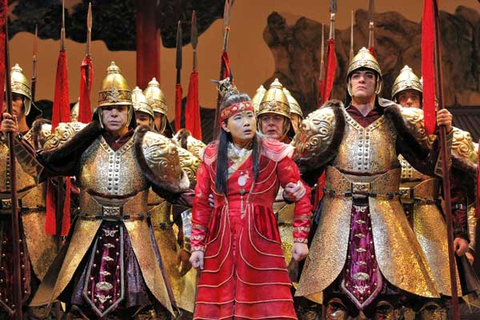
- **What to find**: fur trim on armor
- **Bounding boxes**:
[39,120,103,176]
[134,125,189,195]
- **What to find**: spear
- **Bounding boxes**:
[78,2,93,123]
[317,23,325,108]
[350,10,354,63]
[174,20,183,131]
[31,24,38,100]
[184,11,202,140]
[368,0,375,54]
[213,0,233,137]
[432,0,459,318]
[3,1,24,317]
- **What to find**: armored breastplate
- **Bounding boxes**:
[78,136,150,217]
[0,132,37,194]
[332,109,399,175]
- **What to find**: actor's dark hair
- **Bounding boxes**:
[215,93,262,195]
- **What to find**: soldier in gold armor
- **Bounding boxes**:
[293,48,455,319]
[0,64,57,317]
[141,78,203,316]
[1,64,55,315]
[3,62,193,319]
[132,86,155,130]
[392,65,480,318]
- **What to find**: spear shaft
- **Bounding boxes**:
[4,10,24,320]
[31,24,38,100]
[432,1,459,318]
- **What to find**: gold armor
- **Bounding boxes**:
[258,78,291,119]
[143,78,168,117]
[347,47,382,96]
[283,88,303,119]
[391,65,423,102]
[10,64,35,116]
[251,85,266,113]
[172,129,206,159]
[97,62,134,127]
[294,103,440,303]
[0,125,57,313]
[31,129,190,315]
[70,100,80,122]
[132,86,155,120]
[43,122,88,151]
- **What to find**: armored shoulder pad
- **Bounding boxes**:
[141,131,189,193]
[452,127,476,163]
[43,122,87,151]
[177,146,201,188]
[292,100,343,169]
[397,106,435,150]
[172,129,206,159]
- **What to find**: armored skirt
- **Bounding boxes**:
[191,139,312,319]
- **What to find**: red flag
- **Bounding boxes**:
[50,50,70,128]
[78,55,93,123]
[421,0,436,135]
[185,71,202,140]
[175,83,183,131]
[221,50,231,79]
[0,0,7,114]
[46,49,71,236]
[321,39,337,103]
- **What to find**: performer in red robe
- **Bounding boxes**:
[189,80,312,319]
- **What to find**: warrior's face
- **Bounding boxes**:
[135,111,153,128]
[102,105,129,134]
[2,93,25,119]
[259,113,287,140]
[350,70,377,104]
[397,89,422,109]
[222,110,256,147]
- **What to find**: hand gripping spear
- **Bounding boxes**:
[4,6,24,320]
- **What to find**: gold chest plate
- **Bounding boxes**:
[79,136,149,199]
[0,133,37,193]
[332,109,399,174]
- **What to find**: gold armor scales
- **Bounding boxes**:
[295,105,440,303]
[0,127,57,313]
[31,129,190,315]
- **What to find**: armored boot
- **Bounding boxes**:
[325,298,349,320]
[418,302,447,320]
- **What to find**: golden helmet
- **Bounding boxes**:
[10,64,34,115]
[391,65,423,102]
[71,99,79,122]
[98,62,132,108]
[143,77,168,117]
[132,86,154,119]
[347,47,382,96]
[258,78,291,119]
[251,85,266,113]
[283,88,303,119]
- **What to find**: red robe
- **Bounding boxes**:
[191,138,312,319]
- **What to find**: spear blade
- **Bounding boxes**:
[368,0,375,23]
[60,0,65,51]
[176,20,182,83]
[191,11,198,71]
[86,2,92,57]
[330,0,337,14]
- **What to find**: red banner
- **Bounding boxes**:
[320,39,337,104]
[185,71,202,140]
[175,83,183,131]
[78,55,93,123]
[221,50,231,79]
[421,0,436,135]
[46,49,71,236]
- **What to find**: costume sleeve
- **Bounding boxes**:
[191,162,213,252]
[277,156,312,244]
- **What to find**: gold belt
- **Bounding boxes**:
[325,166,402,199]
[79,190,149,221]
[0,189,45,214]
